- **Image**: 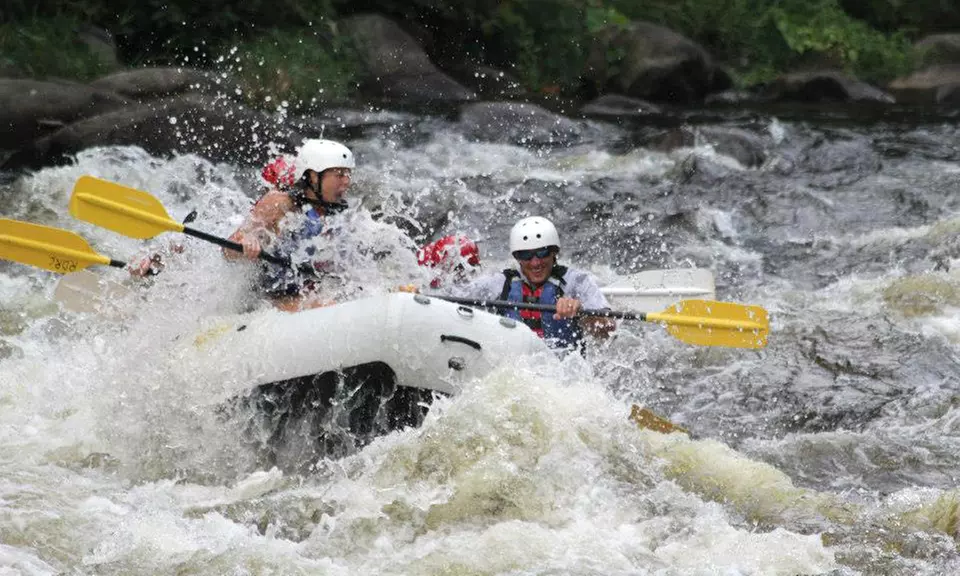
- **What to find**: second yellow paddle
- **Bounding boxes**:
[69,176,291,266]
[436,295,769,349]
[0,218,126,274]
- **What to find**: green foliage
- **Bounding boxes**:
[0,0,933,96]
[585,6,630,33]
[0,14,116,80]
[336,0,629,92]
[607,0,912,86]
[463,0,591,91]
[772,0,912,82]
[2,0,336,64]
[226,27,359,109]
[839,0,960,35]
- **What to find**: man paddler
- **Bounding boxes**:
[457,216,615,350]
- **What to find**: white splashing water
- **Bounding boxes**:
[5,140,960,575]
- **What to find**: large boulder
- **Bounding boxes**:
[584,21,729,103]
[937,83,960,106]
[340,14,475,103]
[459,102,582,146]
[75,25,120,72]
[0,63,22,79]
[90,67,240,102]
[651,126,767,168]
[580,94,662,117]
[888,65,960,105]
[0,79,129,150]
[797,138,881,189]
[698,126,768,168]
[3,95,302,171]
[763,70,894,103]
[451,65,526,99]
[914,34,960,67]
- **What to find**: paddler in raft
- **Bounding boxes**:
[457,216,615,350]
[224,138,355,312]
[416,234,482,289]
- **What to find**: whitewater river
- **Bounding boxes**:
[2,103,960,575]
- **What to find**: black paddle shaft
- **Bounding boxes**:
[434,295,644,320]
[182,226,291,267]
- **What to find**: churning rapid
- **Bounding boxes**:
[3,105,960,575]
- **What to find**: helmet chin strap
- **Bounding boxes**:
[299,171,348,214]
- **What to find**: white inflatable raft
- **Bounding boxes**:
[175,293,550,465]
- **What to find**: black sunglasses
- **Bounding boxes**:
[513,246,555,261]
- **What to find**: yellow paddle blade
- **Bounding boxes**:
[70,176,184,239]
[0,218,112,273]
[646,299,769,349]
[630,405,689,435]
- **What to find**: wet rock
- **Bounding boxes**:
[452,65,526,99]
[77,28,117,67]
[584,21,728,103]
[649,128,695,152]
[798,138,881,187]
[698,126,767,168]
[3,95,302,171]
[0,61,21,78]
[666,153,734,185]
[704,90,760,105]
[765,70,894,104]
[75,25,119,71]
[873,128,960,161]
[914,34,960,67]
[652,126,767,168]
[0,79,129,150]
[659,310,960,444]
[770,315,960,434]
[340,14,476,103]
[458,101,582,146]
[888,65,960,105]
[937,83,960,106]
[91,67,240,102]
[750,189,944,288]
[581,94,662,117]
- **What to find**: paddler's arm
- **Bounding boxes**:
[224,190,292,261]
[128,241,186,278]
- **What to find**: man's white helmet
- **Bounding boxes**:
[295,139,355,174]
[509,216,560,253]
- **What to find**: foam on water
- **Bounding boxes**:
[3,123,960,574]
[0,328,848,575]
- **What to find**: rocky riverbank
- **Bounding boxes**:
[3,13,960,172]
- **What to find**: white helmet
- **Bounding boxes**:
[509,216,560,253]
[294,139,355,174]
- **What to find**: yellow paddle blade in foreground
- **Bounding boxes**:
[69,176,292,267]
[70,175,184,239]
[645,299,769,349]
[0,218,123,273]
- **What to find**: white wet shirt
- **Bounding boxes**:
[457,266,611,310]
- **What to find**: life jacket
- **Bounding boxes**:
[259,205,329,297]
[498,265,582,349]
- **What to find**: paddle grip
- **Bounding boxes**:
[434,295,643,320]
[182,226,291,267]
[109,259,127,269]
